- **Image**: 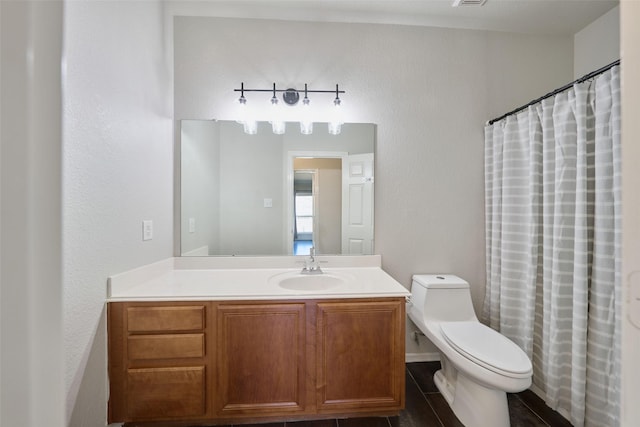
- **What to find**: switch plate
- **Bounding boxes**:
[188,217,196,233]
[142,220,153,241]
[264,198,273,208]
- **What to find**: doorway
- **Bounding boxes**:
[286,152,346,255]
[293,170,316,255]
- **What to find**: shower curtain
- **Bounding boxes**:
[483,66,621,427]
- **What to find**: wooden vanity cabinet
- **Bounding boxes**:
[108,297,405,425]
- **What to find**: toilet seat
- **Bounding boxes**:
[440,322,532,378]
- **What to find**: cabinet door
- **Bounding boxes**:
[316,299,405,413]
[215,302,308,417]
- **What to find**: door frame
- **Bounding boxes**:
[285,151,348,255]
[293,169,318,246]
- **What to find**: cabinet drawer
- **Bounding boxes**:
[127,306,205,332]
[128,334,205,361]
[127,366,206,419]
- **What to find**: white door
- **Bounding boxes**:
[341,153,374,254]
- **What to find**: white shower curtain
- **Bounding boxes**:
[483,65,621,427]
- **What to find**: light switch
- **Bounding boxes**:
[264,198,273,208]
[142,220,153,241]
[188,217,196,233]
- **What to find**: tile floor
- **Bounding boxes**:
[203,362,573,427]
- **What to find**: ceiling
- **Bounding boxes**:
[172,0,619,35]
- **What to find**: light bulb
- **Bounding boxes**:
[243,120,257,135]
[272,120,286,134]
[328,122,341,135]
[328,97,342,135]
[236,95,247,124]
[237,95,257,134]
[270,95,286,134]
[300,97,313,135]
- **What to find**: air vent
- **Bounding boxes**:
[452,0,487,6]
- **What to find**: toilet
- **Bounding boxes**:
[407,274,532,427]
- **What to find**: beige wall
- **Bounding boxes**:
[64,1,173,425]
[574,5,620,78]
[621,1,640,424]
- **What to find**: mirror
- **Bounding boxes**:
[180,120,375,256]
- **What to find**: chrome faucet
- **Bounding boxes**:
[301,247,323,274]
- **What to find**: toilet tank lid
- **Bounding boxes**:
[412,274,469,289]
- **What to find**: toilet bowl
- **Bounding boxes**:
[407,275,532,427]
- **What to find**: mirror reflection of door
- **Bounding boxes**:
[342,153,374,254]
[292,158,343,255]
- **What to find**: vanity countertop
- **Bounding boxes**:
[107,255,410,302]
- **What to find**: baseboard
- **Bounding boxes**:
[405,352,440,363]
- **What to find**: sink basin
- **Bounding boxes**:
[270,272,348,291]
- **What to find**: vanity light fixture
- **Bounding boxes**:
[234,82,345,135]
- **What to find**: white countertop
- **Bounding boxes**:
[107,256,410,302]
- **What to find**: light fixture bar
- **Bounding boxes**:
[234,83,345,95]
[235,82,344,135]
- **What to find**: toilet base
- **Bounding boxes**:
[434,369,510,427]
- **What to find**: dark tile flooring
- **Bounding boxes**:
[209,362,573,427]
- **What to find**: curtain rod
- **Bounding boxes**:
[487,59,620,126]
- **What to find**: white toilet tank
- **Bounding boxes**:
[409,274,478,324]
